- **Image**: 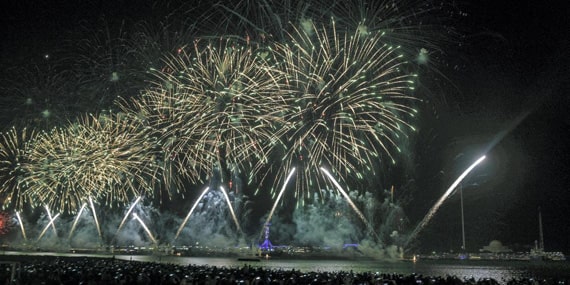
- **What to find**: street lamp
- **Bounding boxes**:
[460,183,466,252]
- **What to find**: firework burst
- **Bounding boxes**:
[63,17,148,111]
[0,61,78,130]
[19,113,162,214]
[0,127,37,211]
[125,1,212,65]
[0,211,15,235]
[263,18,419,200]
[210,0,318,42]
[325,0,456,51]
[127,38,290,186]
[116,87,202,195]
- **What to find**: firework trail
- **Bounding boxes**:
[405,155,486,249]
[262,18,418,200]
[89,196,102,241]
[133,213,157,244]
[175,187,210,241]
[37,212,60,242]
[20,113,162,214]
[69,203,87,239]
[219,186,242,233]
[15,211,27,240]
[259,167,296,240]
[0,127,37,211]
[320,167,380,241]
[114,196,142,241]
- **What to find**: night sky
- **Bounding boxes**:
[1,1,569,254]
[424,0,570,253]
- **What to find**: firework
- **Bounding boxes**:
[126,2,207,68]
[116,86,204,189]
[19,113,162,214]
[0,127,37,211]
[125,38,290,185]
[210,0,319,42]
[69,203,87,239]
[37,212,60,242]
[405,155,486,248]
[260,167,296,240]
[89,196,103,241]
[64,17,146,109]
[260,18,418,199]
[0,62,78,130]
[133,213,157,244]
[0,211,15,235]
[325,0,456,52]
[15,211,26,240]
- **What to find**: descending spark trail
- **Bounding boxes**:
[89,197,102,241]
[259,167,296,240]
[174,187,210,241]
[133,213,157,244]
[114,196,141,240]
[69,203,86,239]
[320,167,380,241]
[44,205,57,235]
[405,155,487,249]
[37,213,60,242]
[219,186,241,233]
[15,211,26,240]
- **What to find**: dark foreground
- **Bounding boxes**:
[0,255,568,285]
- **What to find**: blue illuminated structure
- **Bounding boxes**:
[259,222,273,250]
[342,243,359,249]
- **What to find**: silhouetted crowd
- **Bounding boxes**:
[0,257,567,285]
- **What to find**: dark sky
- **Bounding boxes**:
[1,1,569,253]
[410,0,570,253]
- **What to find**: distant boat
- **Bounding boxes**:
[237,258,261,262]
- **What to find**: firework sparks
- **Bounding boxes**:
[0,211,15,235]
[175,187,210,241]
[263,18,418,199]
[69,203,87,239]
[126,38,290,185]
[405,155,487,248]
[64,18,145,109]
[133,213,157,245]
[20,113,162,214]
[0,1,456,248]
[0,127,37,211]
[15,211,26,240]
[0,51,95,130]
[37,212,60,242]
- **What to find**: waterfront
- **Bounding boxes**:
[119,256,570,281]
[2,251,570,282]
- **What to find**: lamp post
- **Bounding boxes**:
[460,183,466,252]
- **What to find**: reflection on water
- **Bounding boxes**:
[117,255,569,281]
